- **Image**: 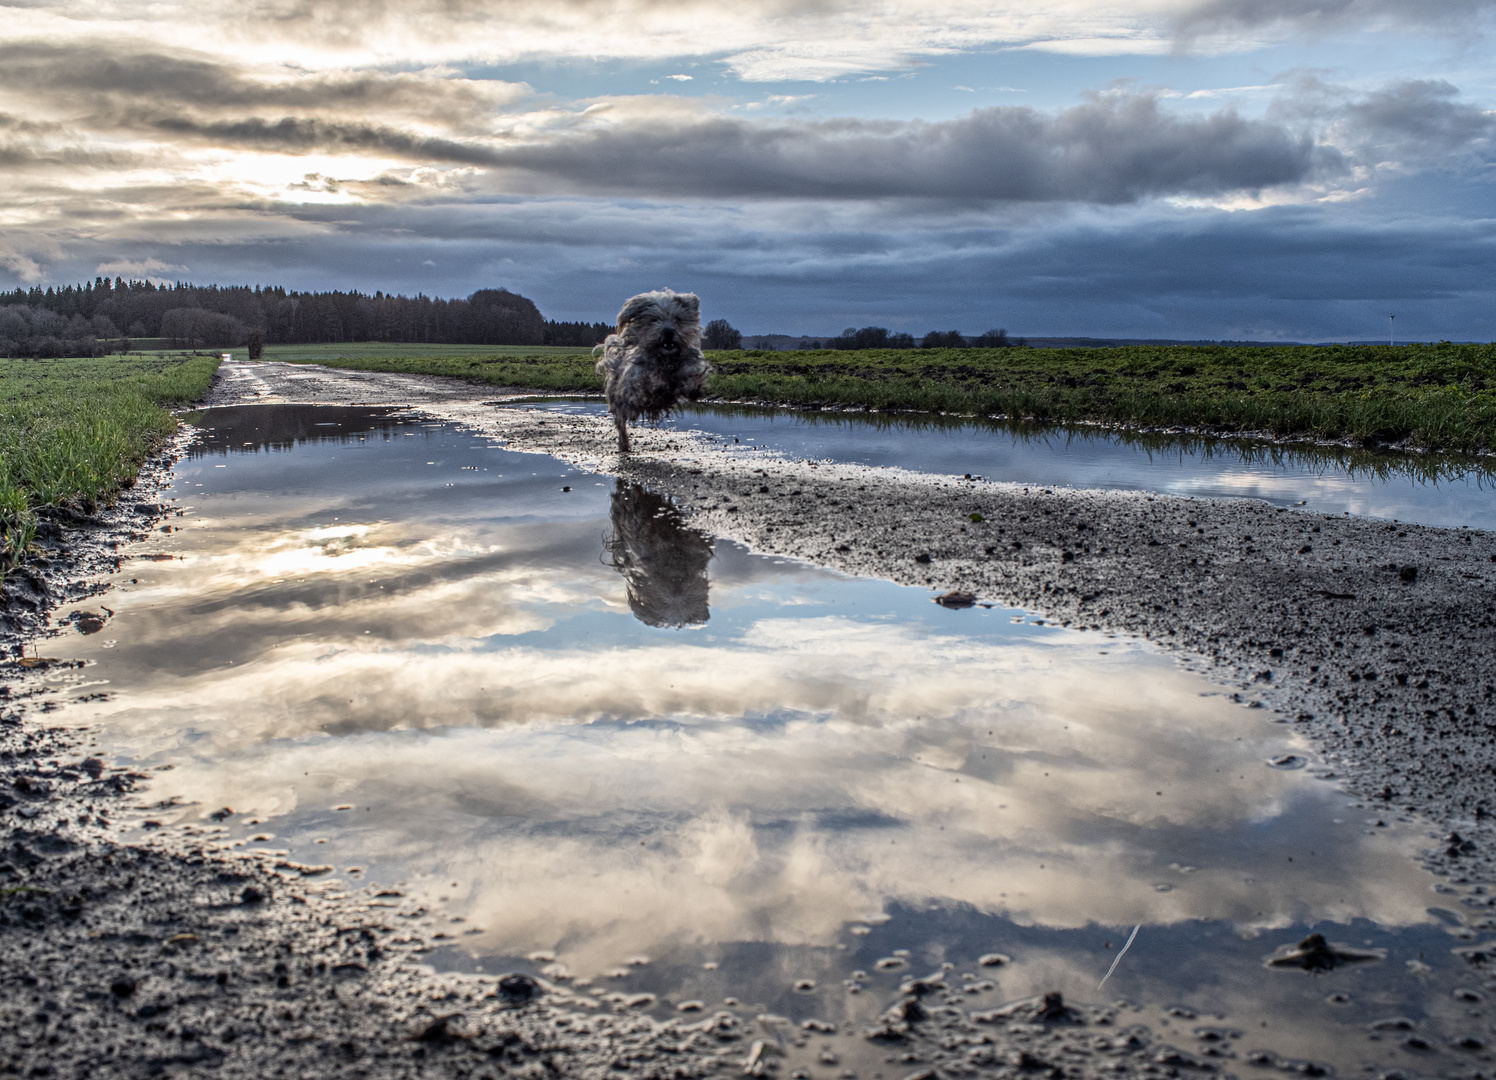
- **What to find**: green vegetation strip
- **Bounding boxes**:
[290,342,1496,454]
[0,355,220,574]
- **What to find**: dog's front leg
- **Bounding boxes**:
[615,411,631,453]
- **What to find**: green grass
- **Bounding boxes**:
[274,340,1496,455]
[0,354,220,575]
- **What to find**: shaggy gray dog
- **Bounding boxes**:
[594,289,711,453]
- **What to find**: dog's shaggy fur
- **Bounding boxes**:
[594,289,711,452]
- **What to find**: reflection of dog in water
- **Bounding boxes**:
[593,289,711,453]
[606,481,712,627]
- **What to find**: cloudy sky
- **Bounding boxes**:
[2,0,1493,339]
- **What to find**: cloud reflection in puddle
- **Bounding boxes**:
[53,428,1436,988]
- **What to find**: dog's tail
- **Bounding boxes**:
[593,333,622,371]
[594,333,625,405]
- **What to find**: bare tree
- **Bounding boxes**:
[703,318,742,350]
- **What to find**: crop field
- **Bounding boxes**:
[0,355,220,575]
[278,340,1496,454]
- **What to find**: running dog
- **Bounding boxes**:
[594,289,711,453]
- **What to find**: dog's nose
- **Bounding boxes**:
[659,326,677,346]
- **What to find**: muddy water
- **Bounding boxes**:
[519,399,1496,530]
[40,405,1492,1077]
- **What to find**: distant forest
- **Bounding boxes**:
[0,276,1032,359]
[0,278,614,358]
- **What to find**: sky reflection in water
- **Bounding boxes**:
[521,399,1496,530]
[44,405,1483,1074]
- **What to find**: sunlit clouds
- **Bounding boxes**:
[2,0,1493,336]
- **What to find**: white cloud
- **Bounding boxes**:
[95,256,189,279]
[0,247,45,283]
[1185,83,1279,99]
[11,0,1473,87]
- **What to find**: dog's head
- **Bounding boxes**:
[615,289,702,361]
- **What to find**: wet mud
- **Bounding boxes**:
[3,360,1495,1077]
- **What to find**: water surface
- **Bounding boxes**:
[519,399,1496,529]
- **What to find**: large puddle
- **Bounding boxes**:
[35,405,1494,1077]
[519,400,1496,530]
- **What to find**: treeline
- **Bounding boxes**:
[794,326,1026,350]
[0,278,614,357]
[0,277,1028,359]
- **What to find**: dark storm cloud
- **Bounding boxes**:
[1342,80,1496,158]
[1175,0,1496,34]
[0,43,525,129]
[492,94,1331,202]
[145,115,509,166]
[30,191,1495,339]
[132,91,1335,204]
[0,112,138,170]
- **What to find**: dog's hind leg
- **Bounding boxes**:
[614,411,631,453]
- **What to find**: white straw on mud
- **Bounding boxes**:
[1097,924,1141,991]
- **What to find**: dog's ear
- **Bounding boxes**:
[675,292,701,313]
[616,293,659,330]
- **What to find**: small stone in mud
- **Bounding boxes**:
[70,610,107,635]
[1399,565,1418,582]
[1444,832,1477,857]
[899,973,944,996]
[913,553,932,564]
[977,953,1010,967]
[240,886,266,904]
[81,757,104,779]
[110,976,136,997]
[1266,933,1383,971]
[497,973,541,1003]
[1033,992,1077,1022]
[413,1013,466,1042]
[934,591,976,609]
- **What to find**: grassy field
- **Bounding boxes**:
[0,355,220,575]
[271,340,1496,454]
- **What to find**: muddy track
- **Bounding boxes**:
[2,359,1494,1077]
